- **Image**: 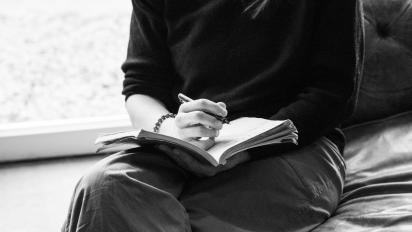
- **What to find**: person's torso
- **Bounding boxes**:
[163,0,318,119]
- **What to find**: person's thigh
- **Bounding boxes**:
[62,146,191,232]
[180,137,346,232]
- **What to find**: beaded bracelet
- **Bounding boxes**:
[153,113,176,133]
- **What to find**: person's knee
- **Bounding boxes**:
[77,153,126,192]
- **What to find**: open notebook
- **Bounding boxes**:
[95,117,298,167]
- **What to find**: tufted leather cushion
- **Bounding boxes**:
[314,110,412,231]
[347,0,412,125]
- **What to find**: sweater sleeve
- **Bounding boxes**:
[270,0,363,146]
[121,0,176,108]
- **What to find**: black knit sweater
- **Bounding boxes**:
[122,0,363,151]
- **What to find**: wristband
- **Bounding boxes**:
[153,113,176,133]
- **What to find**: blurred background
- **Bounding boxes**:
[0,0,130,124]
[0,0,133,231]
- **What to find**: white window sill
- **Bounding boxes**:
[0,115,132,162]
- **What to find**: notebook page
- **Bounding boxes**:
[207,117,285,162]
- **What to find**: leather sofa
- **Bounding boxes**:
[313,0,412,231]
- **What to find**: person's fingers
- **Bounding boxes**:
[190,138,215,150]
[217,102,226,108]
[179,125,219,139]
[179,99,227,117]
[175,111,223,129]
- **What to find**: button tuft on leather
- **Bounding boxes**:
[345,0,412,125]
[375,22,390,38]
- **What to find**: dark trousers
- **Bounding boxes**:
[62,137,345,232]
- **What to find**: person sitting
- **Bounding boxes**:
[62,0,363,231]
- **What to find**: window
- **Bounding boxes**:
[0,0,133,161]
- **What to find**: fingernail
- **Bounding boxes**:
[220,110,227,117]
[216,130,219,137]
[218,102,226,108]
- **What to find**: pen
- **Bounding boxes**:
[177,93,230,124]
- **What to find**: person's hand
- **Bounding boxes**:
[156,144,251,177]
[158,98,228,150]
[156,98,236,175]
